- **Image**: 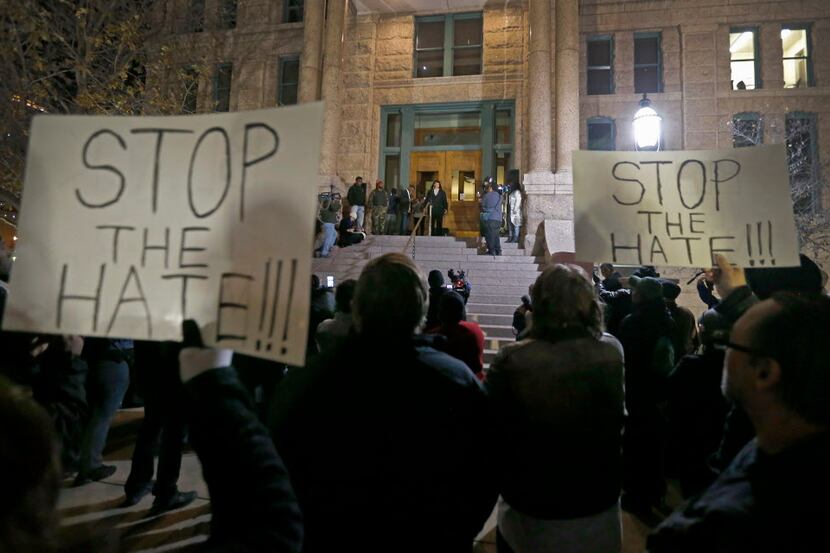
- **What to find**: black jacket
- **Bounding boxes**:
[186,368,303,553]
[425,189,448,217]
[648,434,830,553]
[346,183,367,207]
[269,335,496,553]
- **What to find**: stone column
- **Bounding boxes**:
[554,0,579,182]
[319,0,348,189]
[298,0,325,103]
[527,0,552,174]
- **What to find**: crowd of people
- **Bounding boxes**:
[314,176,523,258]
[2,235,830,553]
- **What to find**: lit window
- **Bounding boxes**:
[729,28,759,90]
[278,57,299,106]
[634,32,662,93]
[587,36,613,95]
[587,117,616,151]
[731,113,762,148]
[213,63,232,112]
[414,13,482,78]
[284,0,303,23]
[781,26,812,88]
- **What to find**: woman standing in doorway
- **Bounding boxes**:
[426,180,448,236]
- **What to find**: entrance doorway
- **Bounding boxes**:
[410,150,482,235]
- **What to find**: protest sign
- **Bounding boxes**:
[3,104,324,366]
[573,145,801,268]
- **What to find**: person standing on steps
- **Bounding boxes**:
[507,183,522,244]
[481,180,502,256]
[426,180,448,236]
[347,176,367,232]
[398,185,412,235]
[368,180,388,235]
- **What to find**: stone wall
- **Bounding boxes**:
[335,5,529,185]
[579,0,830,212]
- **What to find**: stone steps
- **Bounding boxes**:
[313,235,540,367]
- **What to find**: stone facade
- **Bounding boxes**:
[580,0,830,209]
[333,6,529,189]
[153,0,829,262]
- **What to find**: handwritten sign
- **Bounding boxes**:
[573,145,800,268]
[3,104,324,366]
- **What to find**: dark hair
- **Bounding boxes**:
[530,264,603,341]
[751,292,830,425]
[438,292,466,326]
[0,377,61,551]
[335,279,357,314]
[311,274,321,290]
[353,253,427,337]
[600,263,614,273]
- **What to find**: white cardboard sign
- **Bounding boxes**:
[573,145,801,268]
[4,104,324,366]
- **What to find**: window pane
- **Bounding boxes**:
[453,47,481,76]
[731,60,757,90]
[634,37,659,64]
[782,28,808,58]
[786,117,815,213]
[416,50,444,78]
[214,64,232,112]
[732,118,761,147]
[729,31,755,61]
[220,0,237,29]
[588,40,611,67]
[182,68,199,114]
[634,66,660,93]
[454,17,482,47]
[783,58,809,88]
[386,113,401,147]
[282,59,299,85]
[384,155,400,189]
[280,84,297,105]
[187,0,205,32]
[415,111,481,146]
[496,151,511,186]
[496,110,512,144]
[587,69,613,95]
[285,0,304,23]
[416,20,445,49]
[588,122,614,151]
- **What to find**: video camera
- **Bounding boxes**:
[447,269,471,303]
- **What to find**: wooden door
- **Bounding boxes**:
[446,150,482,202]
[409,152,446,200]
[409,150,481,236]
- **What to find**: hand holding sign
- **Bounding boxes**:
[573,145,800,269]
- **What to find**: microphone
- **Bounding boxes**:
[686,270,706,285]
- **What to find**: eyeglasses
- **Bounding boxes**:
[711,336,767,357]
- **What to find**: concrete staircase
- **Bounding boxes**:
[312,235,543,368]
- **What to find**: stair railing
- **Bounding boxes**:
[403,203,430,259]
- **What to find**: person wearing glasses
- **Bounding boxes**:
[649,256,830,553]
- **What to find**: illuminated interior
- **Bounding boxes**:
[729,31,757,90]
[782,28,809,88]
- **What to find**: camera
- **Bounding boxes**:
[447,269,471,303]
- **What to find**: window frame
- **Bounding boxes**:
[277,56,300,106]
[586,35,615,95]
[587,117,616,151]
[284,0,304,24]
[213,62,233,112]
[634,31,663,93]
[185,0,205,33]
[781,24,814,88]
[413,12,483,78]
[731,112,763,148]
[729,26,761,90]
[181,66,200,114]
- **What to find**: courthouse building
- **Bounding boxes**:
[152,0,830,251]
